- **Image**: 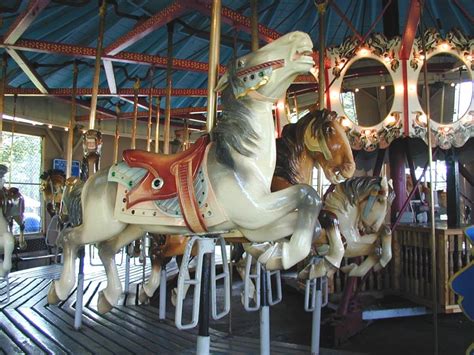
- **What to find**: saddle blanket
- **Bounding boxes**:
[108,147,228,228]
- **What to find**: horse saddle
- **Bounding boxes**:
[123,135,211,232]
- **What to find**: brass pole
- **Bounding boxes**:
[250,0,259,51]
[164,22,174,154]
[155,96,161,153]
[113,103,120,164]
[316,1,327,195]
[183,119,189,149]
[316,1,327,109]
[206,0,221,133]
[420,3,438,354]
[131,78,140,149]
[0,53,6,147]
[146,67,155,152]
[66,61,78,178]
[88,0,107,130]
[440,83,445,124]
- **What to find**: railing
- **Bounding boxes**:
[394,225,471,313]
[325,225,470,313]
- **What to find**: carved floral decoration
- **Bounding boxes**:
[329,33,401,79]
[341,112,403,152]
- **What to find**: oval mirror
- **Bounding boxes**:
[339,58,394,126]
[417,53,472,124]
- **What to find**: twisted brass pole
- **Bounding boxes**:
[164,22,174,154]
[131,78,140,149]
[206,0,221,132]
[0,53,6,147]
[66,61,78,178]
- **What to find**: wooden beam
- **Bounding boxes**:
[329,0,363,42]
[190,3,281,42]
[4,0,50,45]
[105,1,186,55]
[399,0,422,60]
[460,164,474,187]
[103,60,117,94]
[6,48,48,93]
[4,87,208,97]
[0,39,226,74]
[44,127,63,155]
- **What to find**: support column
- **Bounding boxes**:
[389,138,407,223]
[131,78,140,149]
[88,0,107,130]
[250,0,259,51]
[147,67,155,152]
[0,54,7,147]
[113,104,120,164]
[155,96,161,153]
[66,61,78,178]
[164,22,174,154]
[205,0,221,133]
[446,149,460,227]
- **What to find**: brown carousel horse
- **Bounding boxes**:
[137,108,356,303]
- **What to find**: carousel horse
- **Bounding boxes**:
[306,176,395,279]
[40,169,66,218]
[0,165,26,252]
[0,165,15,277]
[0,164,27,277]
[47,31,334,312]
[138,109,356,304]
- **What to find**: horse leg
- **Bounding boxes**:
[138,255,162,304]
[97,224,144,313]
[378,227,392,268]
[348,255,379,277]
[230,184,321,270]
[0,232,14,278]
[48,227,81,304]
[15,216,26,250]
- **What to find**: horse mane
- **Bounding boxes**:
[211,63,259,169]
[324,176,382,214]
[40,169,66,181]
[274,109,336,185]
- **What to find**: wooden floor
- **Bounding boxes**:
[0,258,318,354]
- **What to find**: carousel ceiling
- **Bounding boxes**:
[0,0,473,129]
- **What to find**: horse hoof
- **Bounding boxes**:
[244,242,272,259]
[97,291,113,314]
[18,241,27,251]
[258,243,283,270]
[138,285,150,304]
[47,281,61,305]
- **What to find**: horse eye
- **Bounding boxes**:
[325,126,334,135]
[237,59,245,68]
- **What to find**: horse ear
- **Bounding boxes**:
[380,176,388,191]
[387,179,393,190]
[215,72,229,92]
[303,121,322,152]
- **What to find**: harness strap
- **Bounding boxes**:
[174,161,208,234]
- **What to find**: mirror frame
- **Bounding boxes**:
[328,33,404,151]
[408,29,474,149]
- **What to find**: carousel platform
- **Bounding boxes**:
[0,258,358,354]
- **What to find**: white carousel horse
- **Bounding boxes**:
[0,165,16,278]
[139,109,356,305]
[48,31,325,311]
[307,176,395,279]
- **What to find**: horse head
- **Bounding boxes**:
[40,169,66,216]
[216,31,314,102]
[303,110,355,184]
[359,176,395,234]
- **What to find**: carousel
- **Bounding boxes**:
[0,1,473,354]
